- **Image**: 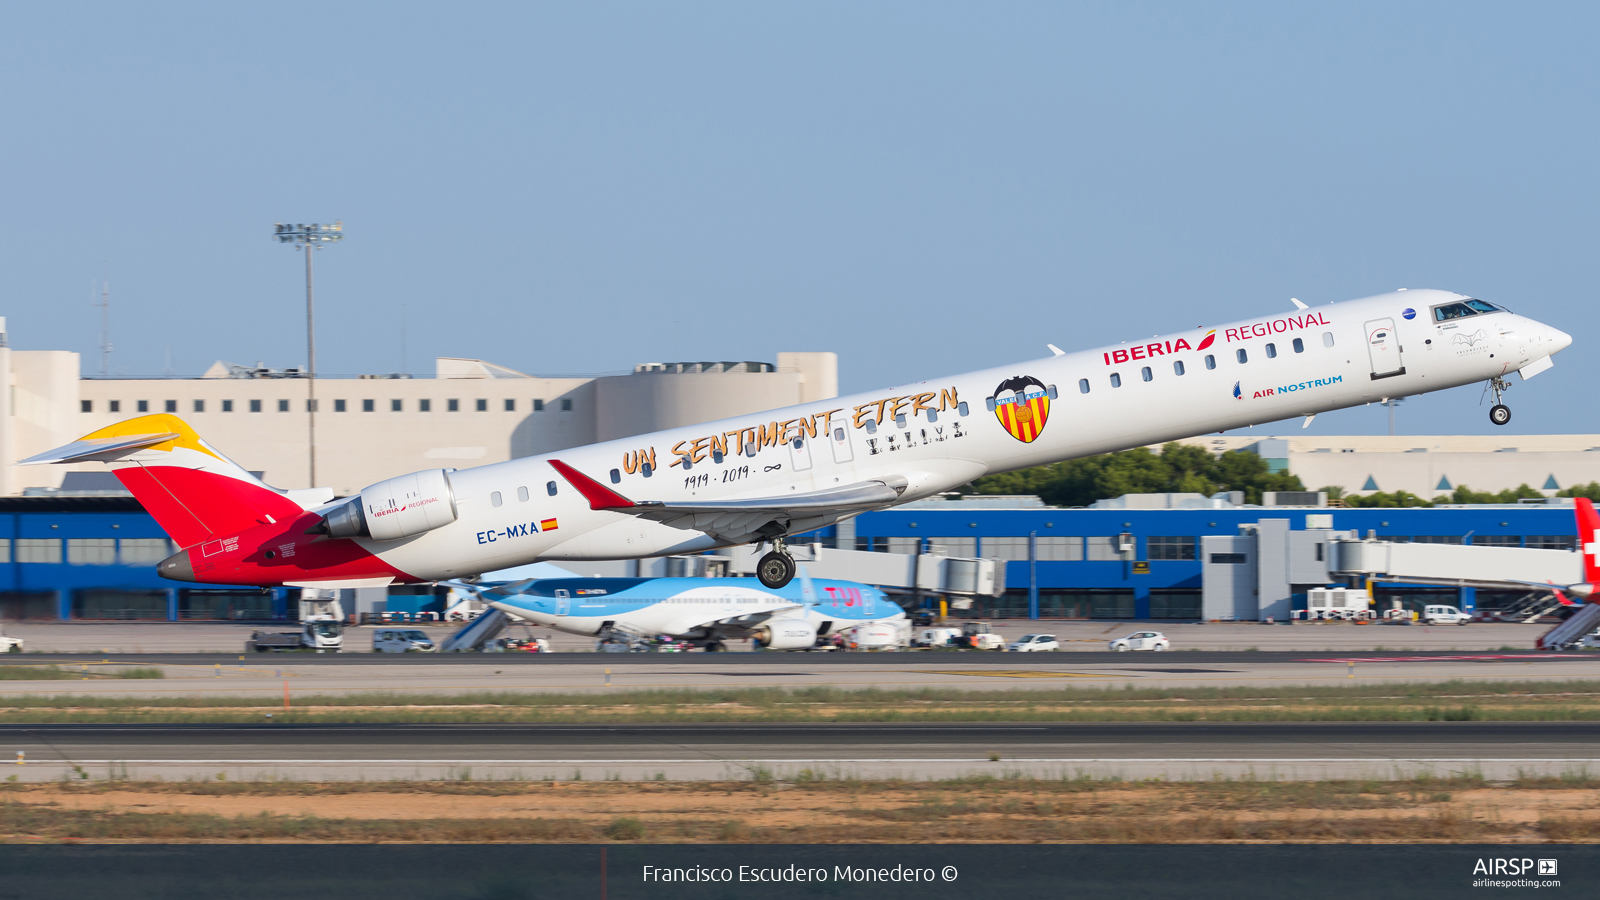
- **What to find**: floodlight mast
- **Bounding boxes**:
[273,221,343,488]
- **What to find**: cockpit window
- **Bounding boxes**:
[1433,299,1501,322]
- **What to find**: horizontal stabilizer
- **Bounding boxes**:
[17,433,181,466]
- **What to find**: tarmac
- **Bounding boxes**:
[4,721,1595,783]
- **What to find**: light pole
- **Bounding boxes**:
[273,221,343,487]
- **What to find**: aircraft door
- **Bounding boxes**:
[554,589,570,617]
[863,589,875,617]
[828,423,854,464]
[788,434,813,472]
[1365,318,1405,379]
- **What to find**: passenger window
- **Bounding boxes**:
[1046,384,1058,399]
[1236,349,1248,364]
[517,486,529,502]
[1322,332,1335,347]
[927,409,938,423]
[1078,378,1090,393]
[1110,373,1122,388]
[642,463,653,477]
[1205,355,1216,370]
[547,481,557,496]
[609,469,620,483]
[894,414,906,429]
[1173,360,1185,376]
[490,491,503,507]
[1293,338,1304,353]
[958,401,969,416]
[1140,366,1152,382]
[864,419,877,434]
[1265,343,1277,358]
[712,450,724,463]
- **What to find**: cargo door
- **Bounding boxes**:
[1365,318,1406,379]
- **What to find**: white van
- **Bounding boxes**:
[372,628,438,652]
[1422,605,1471,626]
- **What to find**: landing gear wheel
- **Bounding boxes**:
[1490,404,1511,426]
[704,641,727,653]
[757,551,796,589]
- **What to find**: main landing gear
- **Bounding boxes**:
[756,537,797,589]
[1485,376,1512,427]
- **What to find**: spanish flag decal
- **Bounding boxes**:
[540,518,559,532]
[989,375,1052,444]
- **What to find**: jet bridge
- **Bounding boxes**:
[1328,539,1583,588]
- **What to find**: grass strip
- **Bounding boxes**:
[0,665,164,682]
[2,679,1600,723]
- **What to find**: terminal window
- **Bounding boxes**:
[222,400,233,412]
[278,400,289,412]
[1527,535,1577,551]
[420,399,431,412]
[193,400,204,413]
[533,399,544,411]
[982,536,1082,561]
[81,400,91,413]
[504,398,515,411]
[561,399,573,411]
[928,537,976,557]
[165,400,177,413]
[250,400,262,412]
[67,539,116,565]
[334,400,346,412]
[1472,535,1521,547]
[391,399,402,411]
[363,399,374,412]
[109,400,119,413]
[1147,536,1196,560]
[448,399,460,412]
[138,400,149,412]
[476,399,488,412]
[15,539,62,564]
[119,539,173,565]
[1209,552,1248,564]
[0,542,11,563]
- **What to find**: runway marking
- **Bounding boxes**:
[912,670,1112,679]
[1309,655,1589,663]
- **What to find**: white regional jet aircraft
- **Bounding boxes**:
[21,289,1571,591]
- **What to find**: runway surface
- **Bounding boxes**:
[2,651,1595,698]
[5,722,1595,782]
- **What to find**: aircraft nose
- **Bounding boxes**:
[1550,326,1573,353]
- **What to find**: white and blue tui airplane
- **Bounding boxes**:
[458,570,903,651]
[19,289,1572,592]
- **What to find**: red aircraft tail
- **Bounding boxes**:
[1576,497,1600,585]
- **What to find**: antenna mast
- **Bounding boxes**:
[92,265,111,376]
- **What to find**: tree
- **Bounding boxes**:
[1444,484,1544,505]
[1557,482,1600,501]
[965,443,1305,507]
[1340,490,1433,508]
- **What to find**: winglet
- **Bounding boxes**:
[1047,344,1065,357]
[798,565,818,607]
[548,459,636,510]
[1290,297,1308,310]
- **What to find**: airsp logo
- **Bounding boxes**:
[1472,858,1554,876]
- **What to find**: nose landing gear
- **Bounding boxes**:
[756,537,797,589]
[1484,376,1512,427]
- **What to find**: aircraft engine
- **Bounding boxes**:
[312,469,459,541]
[752,618,819,651]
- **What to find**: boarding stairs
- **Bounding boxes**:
[1537,602,1600,651]
[437,607,512,652]
[1486,591,1566,624]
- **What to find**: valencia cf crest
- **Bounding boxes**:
[989,375,1051,443]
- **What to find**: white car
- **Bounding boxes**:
[0,630,20,653]
[1109,631,1170,652]
[1422,604,1471,626]
[371,628,438,653]
[1008,633,1059,652]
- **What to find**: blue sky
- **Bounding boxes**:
[3,3,1597,436]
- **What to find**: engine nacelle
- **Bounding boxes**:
[752,618,819,651]
[313,469,459,542]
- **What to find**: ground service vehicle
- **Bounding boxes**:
[247,621,343,653]
[372,628,438,652]
[23,291,1569,595]
[1110,631,1171,652]
[915,627,960,647]
[1008,633,1059,652]
[1422,604,1471,625]
[961,622,1006,650]
[0,629,20,653]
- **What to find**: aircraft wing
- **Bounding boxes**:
[549,459,906,545]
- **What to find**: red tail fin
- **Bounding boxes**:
[1576,497,1600,584]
